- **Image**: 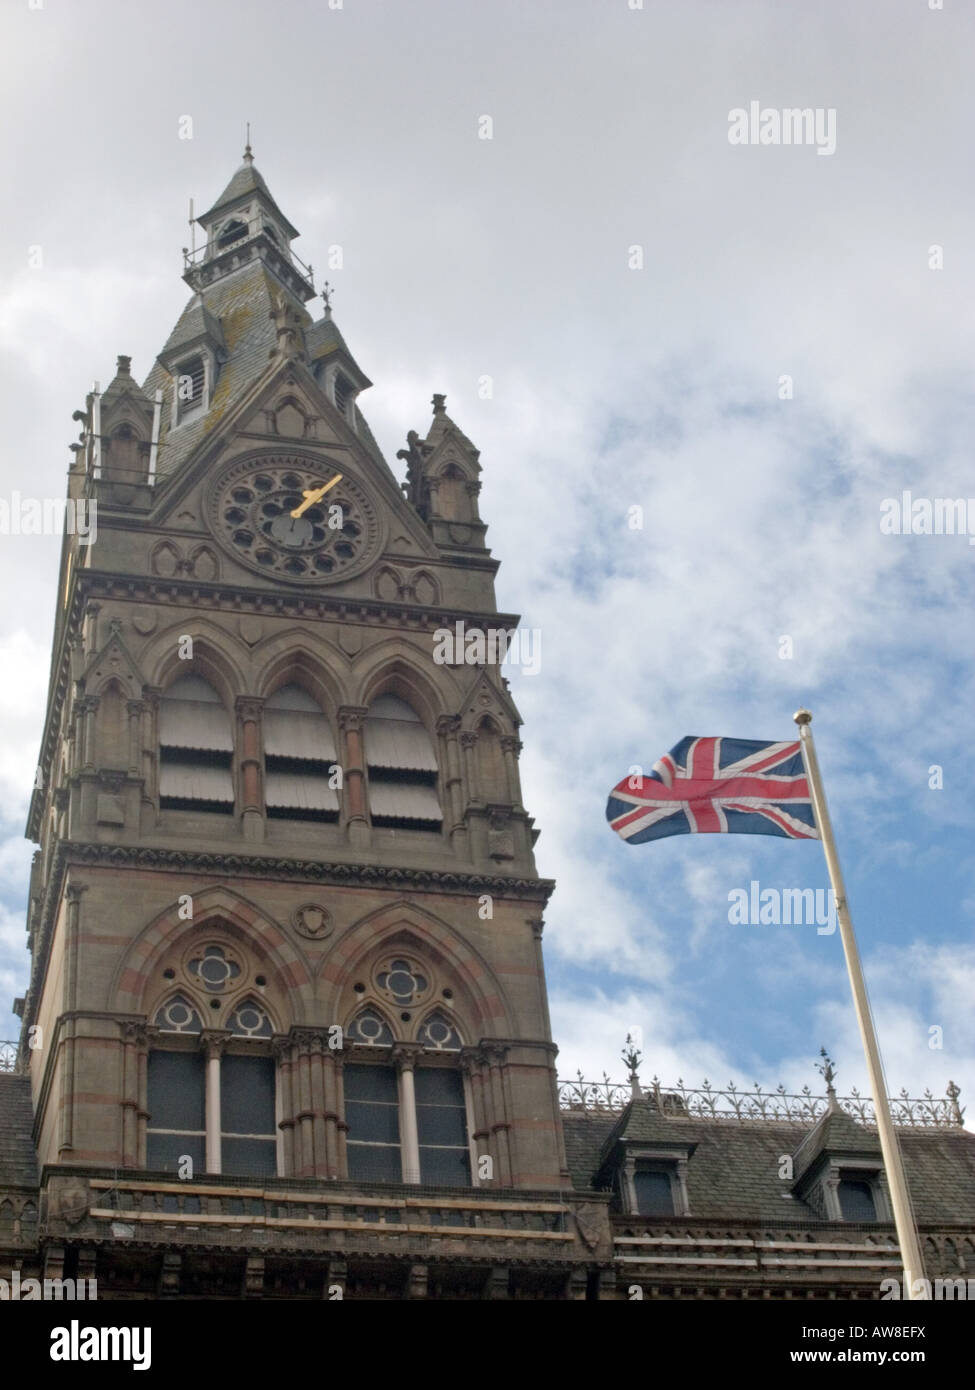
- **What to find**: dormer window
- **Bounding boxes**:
[175,355,206,422]
[217,218,248,250]
[838,1171,879,1222]
[633,1166,677,1217]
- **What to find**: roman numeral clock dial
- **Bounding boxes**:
[207,455,381,582]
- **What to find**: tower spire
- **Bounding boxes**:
[243,122,253,165]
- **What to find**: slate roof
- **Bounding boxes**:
[143,259,315,479]
[561,1102,975,1226]
[793,1104,882,1182]
[159,297,226,361]
[0,1074,38,1188]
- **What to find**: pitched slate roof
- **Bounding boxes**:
[200,158,299,238]
[561,1102,975,1226]
[793,1104,882,1182]
[0,1074,38,1188]
[143,260,315,479]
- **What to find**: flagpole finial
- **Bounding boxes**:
[794,707,813,726]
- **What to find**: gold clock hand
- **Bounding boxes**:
[291,473,343,519]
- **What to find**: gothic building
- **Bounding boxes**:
[1,152,973,1301]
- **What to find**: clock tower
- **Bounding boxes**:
[15,150,602,1299]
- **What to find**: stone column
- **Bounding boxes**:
[143,688,161,805]
[58,883,87,1154]
[461,1049,490,1185]
[482,1043,512,1186]
[323,1050,341,1179]
[77,696,99,771]
[460,731,479,805]
[120,1021,147,1168]
[338,706,370,850]
[201,1031,231,1174]
[236,696,265,842]
[500,735,523,808]
[437,715,467,851]
[273,1037,295,1176]
[394,1044,423,1184]
[126,699,145,777]
[138,1027,155,1166]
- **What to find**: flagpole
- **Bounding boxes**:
[793,708,928,1300]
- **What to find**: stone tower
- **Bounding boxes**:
[11,151,601,1298]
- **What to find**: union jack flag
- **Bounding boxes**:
[606,737,820,844]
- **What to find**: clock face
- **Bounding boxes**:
[207,454,381,582]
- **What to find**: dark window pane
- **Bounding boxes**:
[419,1146,471,1187]
[346,1144,402,1183]
[345,1064,398,1103]
[222,1138,277,1178]
[839,1179,877,1222]
[148,1052,205,1131]
[222,1055,275,1137]
[634,1169,675,1216]
[345,1099,401,1144]
[414,1068,464,1106]
[146,1132,205,1175]
[416,1102,467,1147]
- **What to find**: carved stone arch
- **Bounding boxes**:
[94,678,128,771]
[410,569,439,606]
[111,885,311,1025]
[320,900,514,1042]
[414,1005,463,1050]
[187,543,220,582]
[143,619,251,709]
[345,1000,398,1045]
[150,539,183,578]
[353,639,463,730]
[252,630,349,715]
[374,565,403,603]
[267,393,317,440]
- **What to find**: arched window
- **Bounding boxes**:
[217,218,248,250]
[147,992,276,1178]
[158,676,233,813]
[364,694,441,830]
[344,996,471,1188]
[263,684,339,822]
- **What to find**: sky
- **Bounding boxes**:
[1,0,973,1125]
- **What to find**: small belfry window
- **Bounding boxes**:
[333,373,353,419]
[263,684,339,823]
[364,695,442,831]
[158,675,234,814]
[217,218,248,250]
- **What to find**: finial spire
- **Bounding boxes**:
[321,280,333,320]
[816,1046,840,1110]
[621,1033,643,1100]
[243,122,253,164]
